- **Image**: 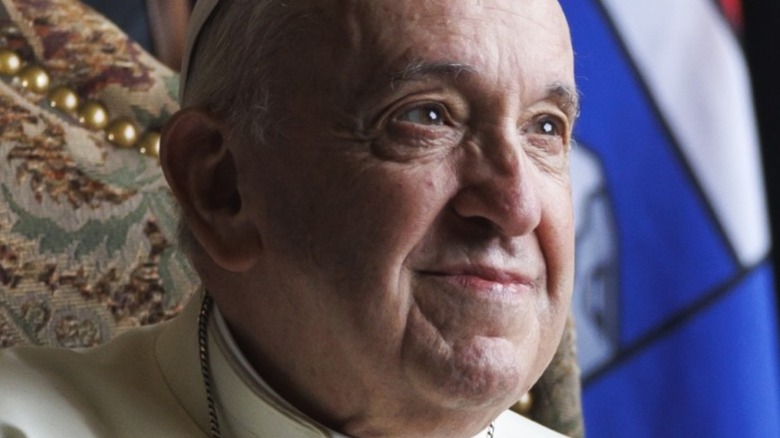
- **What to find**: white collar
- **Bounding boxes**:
[209,302,349,438]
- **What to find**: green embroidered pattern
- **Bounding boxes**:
[0,0,197,349]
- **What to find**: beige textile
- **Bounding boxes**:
[0,0,197,349]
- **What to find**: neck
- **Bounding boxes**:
[211,294,501,438]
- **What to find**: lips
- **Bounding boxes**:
[417,265,536,297]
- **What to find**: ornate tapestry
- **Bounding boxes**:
[0,0,198,349]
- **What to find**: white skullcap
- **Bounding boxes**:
[179,0,220,103]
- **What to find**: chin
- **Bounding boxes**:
[406,332,536,412]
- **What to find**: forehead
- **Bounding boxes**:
[306,0,574,93]
[351,0,569,37]
[260,0,575,124]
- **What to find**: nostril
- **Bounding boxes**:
[461,216,500,236]
[448,205,504,241]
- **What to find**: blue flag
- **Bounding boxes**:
[561,0,780,436]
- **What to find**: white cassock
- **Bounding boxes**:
[0,291,564,437]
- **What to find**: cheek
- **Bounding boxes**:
[533,178,575,357]
[540,177,574,290]
[314,164,454,267]
[531,177,574,366]
[306,165,458,353]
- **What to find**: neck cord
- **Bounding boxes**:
[197,293,495,438]
[198,293,222,438]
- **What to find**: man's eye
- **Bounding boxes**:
[525,115,569,155]
[396,104,446,126]
[532,117,563,136]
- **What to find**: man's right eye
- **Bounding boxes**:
[395,104,447,126]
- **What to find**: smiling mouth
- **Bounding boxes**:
[417,266,536,296]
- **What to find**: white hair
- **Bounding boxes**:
[182,0,311,143]
[177,0,311,259]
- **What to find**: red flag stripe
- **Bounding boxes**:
[721,0,742,29]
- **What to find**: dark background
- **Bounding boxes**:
[82,0,153,51]
[744,2,780,317]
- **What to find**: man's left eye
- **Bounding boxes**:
[531,117,563,136]
[396,104,446,126]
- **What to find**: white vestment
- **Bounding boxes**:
[0,292,564,437]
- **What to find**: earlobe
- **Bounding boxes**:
[159,108,261,272]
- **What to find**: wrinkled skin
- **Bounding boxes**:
[165,0,577,436]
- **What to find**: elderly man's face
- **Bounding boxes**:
[230,0,575,432]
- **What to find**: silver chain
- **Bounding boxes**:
[197,293,495,438]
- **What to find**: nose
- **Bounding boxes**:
[451,131,542,237]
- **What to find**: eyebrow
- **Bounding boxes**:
[547,83,581,121]
[386,61,580,120]
[389,61,476,88]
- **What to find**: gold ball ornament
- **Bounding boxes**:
[0,48,21,76]
[136,131,161,158]
[1,44,161,161]
[105,119,139,148]
[78,101,109,130]
[17,65,49,94]
[48,86,80,113]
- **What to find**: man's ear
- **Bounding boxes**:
[159,108,261,272]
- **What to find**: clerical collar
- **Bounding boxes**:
[209,302,350,438]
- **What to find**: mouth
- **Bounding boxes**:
[417,265,536,298]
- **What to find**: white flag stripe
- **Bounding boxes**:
[600,0,770,266]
